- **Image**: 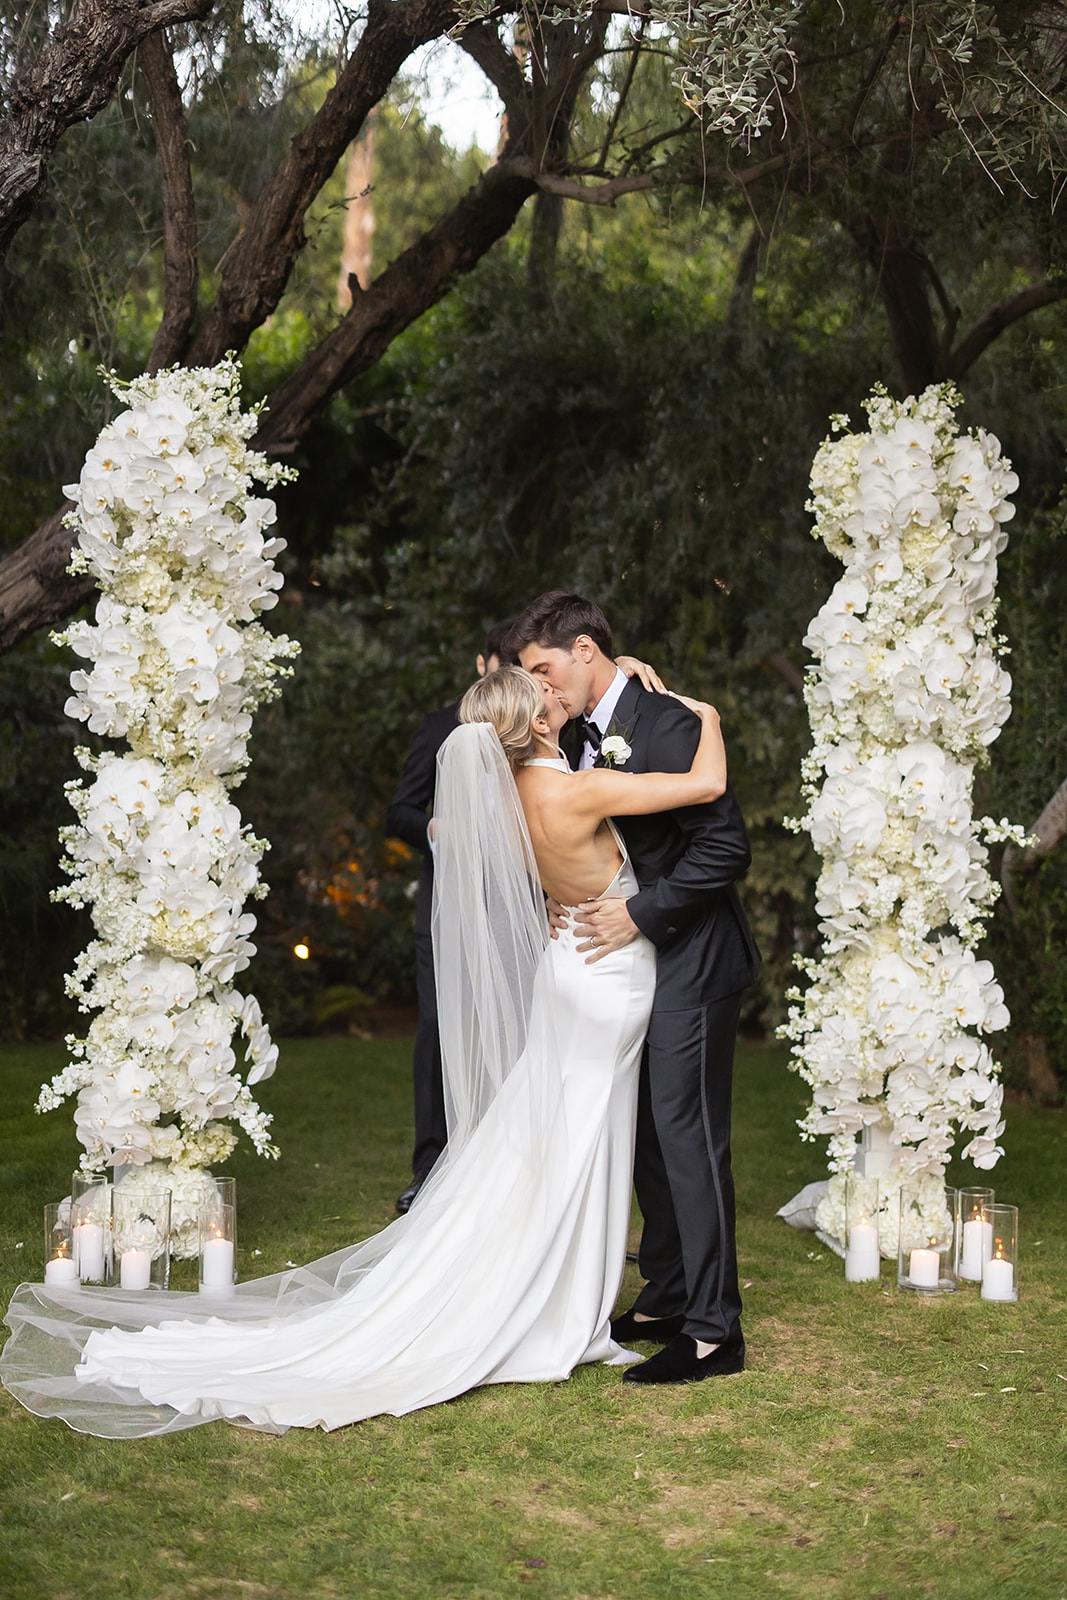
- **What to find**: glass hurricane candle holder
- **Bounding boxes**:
[844,1171,881,1282]
[205,1176,236,1224]
[70,1175,113,1284]
[954,1186,995,1283]
[43,1201,80,1287]
[199,1201,237,1297]
[981,1204,1019,1302]
[897,1184,955,1294]
[113,1190,172,1290]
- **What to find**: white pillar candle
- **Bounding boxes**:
[120,1248,152,1290]
[908,1247,941,1288]
[74,1221,106,1281]
[981,1255,1015,1302]
[44,1256,80,1286]
[845,1222,880,1282]
[960,1217,993,1281]
[201,1234,235,1289]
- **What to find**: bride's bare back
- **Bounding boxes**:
[516,765,625,905]
[515,695,728,906]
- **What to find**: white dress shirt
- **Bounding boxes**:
[578,667,629,770]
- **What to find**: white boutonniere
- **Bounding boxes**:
[599,733,632,767]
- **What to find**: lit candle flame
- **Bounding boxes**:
[293,942,310,960]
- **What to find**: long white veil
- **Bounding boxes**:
[1,722,554,1437]
[432,722,548,1148]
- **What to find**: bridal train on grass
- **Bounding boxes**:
[1,730,656,1436]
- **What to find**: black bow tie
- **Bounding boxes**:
[576,716,601,750]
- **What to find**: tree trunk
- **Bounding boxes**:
[337,112,378,309]
[0,506,94,654]
[854,217,941,396]
[0,0,214,265]
[141,27,199,371]
[526,189,563,311]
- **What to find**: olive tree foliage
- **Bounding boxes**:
[489,0,1067,383]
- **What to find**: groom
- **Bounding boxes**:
[510,591,760,1384]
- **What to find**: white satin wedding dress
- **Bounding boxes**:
[1,733,655,1435]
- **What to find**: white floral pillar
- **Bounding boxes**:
[780,385,1028,1247]
[37,360,298,1250]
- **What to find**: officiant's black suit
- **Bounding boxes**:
[564,677,760,1345]
[386,701,459,1182]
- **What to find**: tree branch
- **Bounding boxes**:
[845,18,905,141]
[185,0,458,365]
[140,27,199,372]
[505,126,920,206]
[545,14,610,135]
[0,505,94,655]
[0,0,214,265]
[768,650,805,696]
[946,279,1067,379]
[458,19,529,113]
[1002,774,1067,914]
[596,22,646,171]
[617,116,698,175]
[254,162,538,451]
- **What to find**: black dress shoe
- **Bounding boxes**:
[395,1176,427,1214]
[610,1308,686,1344]
[623,1331,745,1385]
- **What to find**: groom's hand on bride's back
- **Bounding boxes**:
[574,896,639,962]
[546,895,569,940]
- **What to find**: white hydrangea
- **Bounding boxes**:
[780,384,1026,1226]
[38,360,298,1247]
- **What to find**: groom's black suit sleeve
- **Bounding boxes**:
[624,697,752,944]
[607,684,760,1008]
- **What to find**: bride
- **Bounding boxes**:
[1,667,726,1436]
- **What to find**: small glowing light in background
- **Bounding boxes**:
[293,943,310,961]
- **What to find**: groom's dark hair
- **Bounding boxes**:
[507,591,613,658]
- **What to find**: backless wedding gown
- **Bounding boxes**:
[1,733,656,1435]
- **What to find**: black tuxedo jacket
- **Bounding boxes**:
[386,702,460,936]
[562,677,760,1011]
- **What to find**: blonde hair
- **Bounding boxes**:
[460,665,547,770]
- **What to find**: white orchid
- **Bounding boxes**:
[783,384,1026,1231]
[40,360,298,1251]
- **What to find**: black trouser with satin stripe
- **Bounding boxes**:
[411,928,448,1181]
[631,991,744,1344]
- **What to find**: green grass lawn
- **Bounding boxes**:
[1,1038,1064,1600]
